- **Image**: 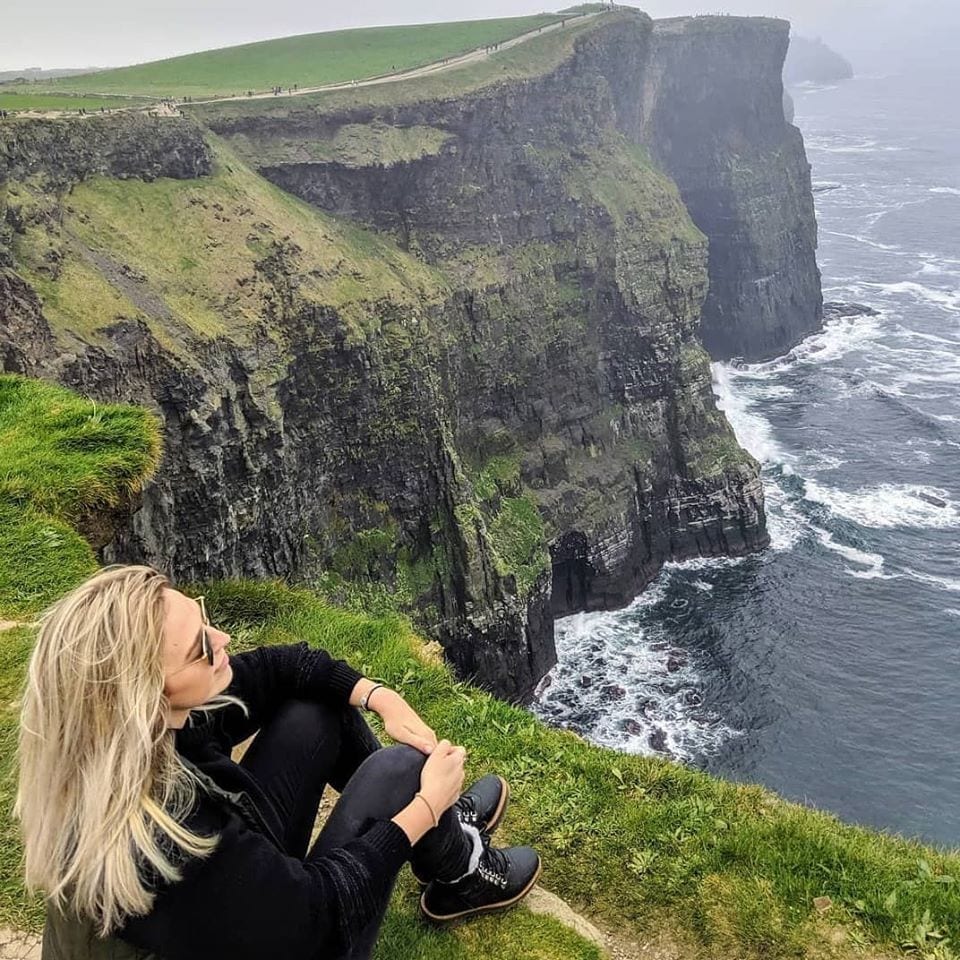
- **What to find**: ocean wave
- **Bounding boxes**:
[807,138,906,154]
[736,311,886,378]
[916,261,960,280]
[664,555,748,573]
[803,480,960,529]
[711,363,791,467]
[533,600,739,762]
[763,481,809,552]
[930,187,960,196]
[902,569,960,594]
[822,229,906,253]
[861,280,960,312]
[813,527,890,579]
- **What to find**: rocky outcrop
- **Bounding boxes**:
[637,17,823,361]
[0,12,783,701]
[0,114,211,185]
[784,35,854,85]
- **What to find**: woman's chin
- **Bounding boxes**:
[213,662,233,694]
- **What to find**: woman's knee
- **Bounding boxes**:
[354,744,426,791]
[274,699,343,740]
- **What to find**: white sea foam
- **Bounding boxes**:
[930,187,960,196]
[664,555,748,573]
[807,137,905,154]
[902,569,960,594]
[763,483,808,552]
[711,363,790,467]
[822,229,906,253]
[813,527,889,579]
[533,596,739,762]
[916,261,960,280]
[804,480,960,529]
[746,311,886,375]
[862,280,960,313]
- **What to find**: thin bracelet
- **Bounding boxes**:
[360,683,385,712]
[413,792,439,829]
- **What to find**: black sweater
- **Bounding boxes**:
[119,642,412,960]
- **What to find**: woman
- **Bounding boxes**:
[16,565,541,960]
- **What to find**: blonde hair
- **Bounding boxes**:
[14,564,247,936]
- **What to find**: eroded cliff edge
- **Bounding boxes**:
[639,16,823,360]
[0,11,794,701]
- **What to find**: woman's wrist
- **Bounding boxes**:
[391,799,434,845]
[350,678,395,712]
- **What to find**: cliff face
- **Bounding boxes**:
[636,17,823,361]
[784,35,854,85]
[0,12,787,701]
[205,12,769,602]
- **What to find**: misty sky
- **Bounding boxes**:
[3,0,956,73]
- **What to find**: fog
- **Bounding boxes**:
[3,0,957,75]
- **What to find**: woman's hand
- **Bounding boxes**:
[375,689,439,755]
[419,739,467,814]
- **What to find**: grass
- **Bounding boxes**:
[0,92,147,113]
[192,584,960,958]
[191,10,617,121]
[0,375,161,618]
[7,142,446,347]
[5,578,953,956]
[44,16,570,100]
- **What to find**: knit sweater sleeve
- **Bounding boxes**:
[120,814,410,959]
[198,642,364,747]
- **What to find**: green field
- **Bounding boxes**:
[46,15,572,99]
[192,12,613,120]
[0,92,147,113]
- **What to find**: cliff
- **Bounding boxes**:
[784,35,855,85]
[0,10,803,701]
[638,17,823,360]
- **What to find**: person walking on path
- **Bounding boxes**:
[18,565,541,960]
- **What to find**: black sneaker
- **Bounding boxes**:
[455,774,510,834]
[411,775,509,885]
[420,836,541,923]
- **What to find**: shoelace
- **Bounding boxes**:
[456,794,480,825]
[476,830,510,890]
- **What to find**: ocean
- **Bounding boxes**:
[532,68,960,847]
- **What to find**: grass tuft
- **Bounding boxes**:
[0,375,161,617]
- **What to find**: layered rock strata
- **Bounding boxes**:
[0,12,791,700]
[638,17,823,360]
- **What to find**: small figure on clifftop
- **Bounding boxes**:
[17,566,542,960]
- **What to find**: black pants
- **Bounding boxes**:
[239,700,473,960]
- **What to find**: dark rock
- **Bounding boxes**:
[622,717,644,736]
[666,656,687,673]
[917,491,948,509]
[640,17,823,361]
[600,684,627,700]
[783,36,854,85]
[648,727,669,752]
[823,300,880,319]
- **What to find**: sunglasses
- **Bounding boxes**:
[170,596,215,675]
